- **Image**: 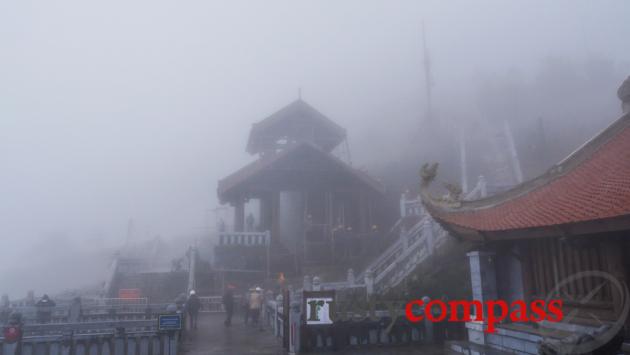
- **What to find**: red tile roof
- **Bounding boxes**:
[425,112,630,233]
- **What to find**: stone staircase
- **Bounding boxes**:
[320,176,489,296]
[317,196,450,295]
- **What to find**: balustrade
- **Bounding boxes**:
[218,232,270,246]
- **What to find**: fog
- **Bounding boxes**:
[1,0,630,297]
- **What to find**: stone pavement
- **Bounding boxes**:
[180,312,284,355]
[180,313,445,355]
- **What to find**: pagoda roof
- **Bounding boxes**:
[218,142,384,203]
[421,112,630,240]
[246,99,346,155]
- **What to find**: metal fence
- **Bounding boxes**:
[0,317,181,355]
[3,302,169,325]
[2,331,178,355]
[264,300,284,338]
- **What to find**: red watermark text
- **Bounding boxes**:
[405,299,563,333]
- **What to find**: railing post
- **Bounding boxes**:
[275,300,280,336]
[2,341,20,355]
[169,332,178,355]
[288,299,302,354]
[114,327,125,355]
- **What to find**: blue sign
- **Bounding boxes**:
[158,314,182,331]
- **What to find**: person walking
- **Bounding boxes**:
[68,297,82,323]
[222,285,235,327]
[249,287,263,326]
[35,294,56,324]
[242,288,252,324]
[185,290,201,330]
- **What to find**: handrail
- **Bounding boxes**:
[4,302,171,325]
[311,193,456,296]
[20,319,157,335]
[356,214,428,283]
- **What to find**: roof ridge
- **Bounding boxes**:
[423,111,630,214]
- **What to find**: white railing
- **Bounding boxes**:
[400,195,424,218]
[265,300,284,338]
[101,298,148,307]
[305,184,487,296]
[5,303,170,325]
[358,215,426,282]
[1,325,178,355]
[463,175,488,201]
[218,231,270,246]
[18,319,158,336]
[320,194,451,296]
[371,217,444,294]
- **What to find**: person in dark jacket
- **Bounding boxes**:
[222,286,235,327]
[35,294,56,324]
[68,297,82,323]
[185,290,201,330]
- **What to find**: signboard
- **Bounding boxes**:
[118,288,141,299]
[303,290,335,325]
[158,314,182,331]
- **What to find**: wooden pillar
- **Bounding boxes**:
[234,200,245,232]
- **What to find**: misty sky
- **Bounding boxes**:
[2,0,630,297]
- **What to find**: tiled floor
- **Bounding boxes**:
[181,313,444,354]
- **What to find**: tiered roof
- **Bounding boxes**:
[218,142,384,203]
[246,99,346,155]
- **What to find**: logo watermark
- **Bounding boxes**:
[539,270,629,354]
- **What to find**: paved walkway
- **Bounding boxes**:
[180,313,445,355]
[180,313,284,355]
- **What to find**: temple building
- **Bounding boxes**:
[217,99,388,276]
[423,79,630,354]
